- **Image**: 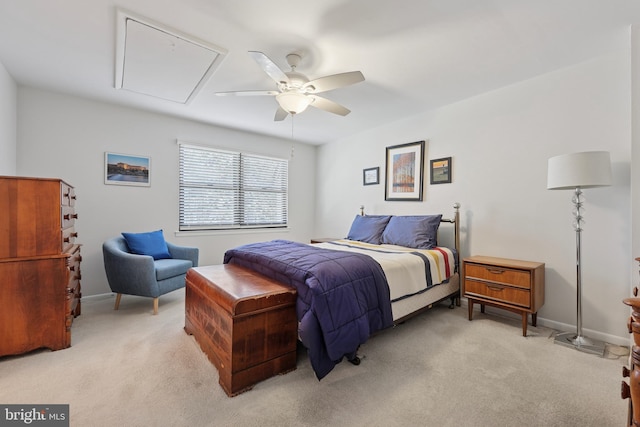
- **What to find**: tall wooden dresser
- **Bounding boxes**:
[0,176,82,356]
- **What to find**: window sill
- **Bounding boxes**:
[174,227,291,238]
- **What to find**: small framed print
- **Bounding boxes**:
[104,152,151,187]
[363,167,380,185]
[430,157,452,184]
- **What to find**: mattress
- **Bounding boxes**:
[313,239,459,320]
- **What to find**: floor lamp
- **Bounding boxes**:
[547,151,612,356]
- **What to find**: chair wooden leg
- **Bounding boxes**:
[114,293,122,310]
[153,297,159,315]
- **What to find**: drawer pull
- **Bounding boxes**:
[622,381,631,400]
[64,213,79,220]
[64,233,78,243]
[486,285,505,292]
[486,268,505,274]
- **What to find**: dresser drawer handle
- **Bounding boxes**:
[64,213,79,220]
[64,233,78,243]
[487,285,505,292]
[486,268,505,274]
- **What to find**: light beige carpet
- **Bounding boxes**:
[0,289,629,426]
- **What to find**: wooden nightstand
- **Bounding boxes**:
[463,256,545,336]
[310,238,341,244]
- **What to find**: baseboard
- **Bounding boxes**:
[82,292,116,301]
[537,318,629,347]
[458,298,629,347]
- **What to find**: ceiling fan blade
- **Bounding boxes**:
[215,90,279,96]
[248,51,289,84]
[308,95,351,116]
[274,106,288,121]
[304,71,364,93]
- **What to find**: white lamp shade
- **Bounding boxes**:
[547,151,612,190]
[276,92,312,114]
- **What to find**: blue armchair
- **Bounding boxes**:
[102,236,199,315]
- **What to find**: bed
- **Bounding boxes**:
[223,203,461,380]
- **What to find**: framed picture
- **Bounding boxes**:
[363,167,380,185]
[104,152,151,186]
[430,157,452,184]
[385,140,425,201]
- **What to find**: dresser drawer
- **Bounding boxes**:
[465,278,531,308]
[62,227,79,250]
[61,183,75,207]
[67,265,80,293]
[66,246,81,285]
[66,291,79,318]
[66,246,82,317]
[465,263,531,289]
[61,206,78,228]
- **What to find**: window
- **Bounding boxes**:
[179,143,288,231]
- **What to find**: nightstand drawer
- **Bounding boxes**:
[465,279,531,308]
[465,264,531,289]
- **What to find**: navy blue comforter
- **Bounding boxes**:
[223,240,393,379]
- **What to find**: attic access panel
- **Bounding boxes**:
[115,11,227,104]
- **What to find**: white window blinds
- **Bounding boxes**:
[179,143,288,230]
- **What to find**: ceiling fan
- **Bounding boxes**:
[216,51,365,121]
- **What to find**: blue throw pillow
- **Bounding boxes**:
[346,215,392,244]
[121,229,172,260]
[381,215,443,249]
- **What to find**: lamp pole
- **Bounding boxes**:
[554,187,605,355]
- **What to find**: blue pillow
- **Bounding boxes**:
[346,215,392,244]
[381,215,442,249]
[121,229,172,260]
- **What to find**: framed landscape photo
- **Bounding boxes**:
[104,152,151,187]
[385,140,425,201]
[363,167,380,185]
[430,157,452,184]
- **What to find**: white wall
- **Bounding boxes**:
[0,61,17,175]
[17,87,317,297]
[632,26,640,303]
[317,42,631,345]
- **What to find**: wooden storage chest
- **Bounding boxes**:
[184,264,297,396]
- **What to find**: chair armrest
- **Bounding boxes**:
[103,243,159,296]
[167,242,199,267]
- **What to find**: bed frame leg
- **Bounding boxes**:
[348,347,361,365]
[449,296,456,309]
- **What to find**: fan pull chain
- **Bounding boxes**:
[290,113,295,159]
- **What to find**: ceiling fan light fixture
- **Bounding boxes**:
[276,92,312,114]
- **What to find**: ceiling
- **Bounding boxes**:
[1,0,639,145]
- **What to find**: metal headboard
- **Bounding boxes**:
[440,202,460,256]
[441,202,461,272]
[358,202,461,258]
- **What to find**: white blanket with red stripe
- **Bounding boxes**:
[313,239,456,302]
